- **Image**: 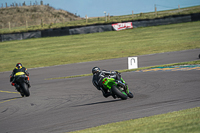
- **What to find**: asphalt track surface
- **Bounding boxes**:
[0,49,200,133]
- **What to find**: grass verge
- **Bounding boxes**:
[0,21,200,72]
[69,107,200,133]
[46,60,200,80]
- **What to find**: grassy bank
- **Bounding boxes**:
[70,107,200,133]
[1,21,200,72]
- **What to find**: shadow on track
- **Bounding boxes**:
[0,97,22,102]
[72,99,122,107]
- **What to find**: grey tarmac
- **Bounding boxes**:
[0,49,199,133]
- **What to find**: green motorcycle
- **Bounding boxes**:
[102,76,133,100]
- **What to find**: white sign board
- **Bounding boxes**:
[128,57,138,69]
[112,22,133,31]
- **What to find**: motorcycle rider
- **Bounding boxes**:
[10,63,31,92]
[92,66,122,98]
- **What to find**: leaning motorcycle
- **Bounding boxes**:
[14,75,30,97]
[102,76,133,100]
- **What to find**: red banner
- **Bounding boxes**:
[112,22,133,31]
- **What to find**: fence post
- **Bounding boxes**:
[155,4,157,16]
[26,20,28,29]
[41,0,43,5]
[41,19,43,27]
[132,10,134,19]
[85,15,87,24]
[8,22,11,30]
[178,5,180,14]
[62,17,64,24]
[104,11,107,22]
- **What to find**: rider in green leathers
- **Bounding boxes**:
[92,66,121,98]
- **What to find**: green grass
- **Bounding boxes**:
[69,107,200,133]
[0,5,200,34]
[0,21,200,72]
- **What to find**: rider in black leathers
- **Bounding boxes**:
[92,66,122,98]
[10,63,31,92]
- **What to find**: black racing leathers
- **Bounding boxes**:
[10,67,29,81]
[10,67,30,89]
[92,70,121,98]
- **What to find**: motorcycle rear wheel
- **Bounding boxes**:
[21,83,30,97]
[111,85,127,100]
[20,91,25,97]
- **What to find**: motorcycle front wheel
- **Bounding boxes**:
[127,92,134,98]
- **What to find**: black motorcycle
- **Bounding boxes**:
[15,75,30,97]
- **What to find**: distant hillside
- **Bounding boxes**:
[0,4,199,34]
[0,5,82,28]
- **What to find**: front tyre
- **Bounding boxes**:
[127,92,134,98]
[111,85,127,100]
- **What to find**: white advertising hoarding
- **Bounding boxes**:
[128,57,138,69]
[112,22,133,31]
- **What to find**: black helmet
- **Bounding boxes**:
[92,67,100,74]
[16,63,22,69]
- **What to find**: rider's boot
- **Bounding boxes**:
[101,87,111,98]
[102,91,112,98]
[28,82,31,88]
[111,93,116,99]
[26,80,31,88]
[14,84,20,92]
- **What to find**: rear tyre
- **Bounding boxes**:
[111,85,127,100]
[21,83,30,97]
